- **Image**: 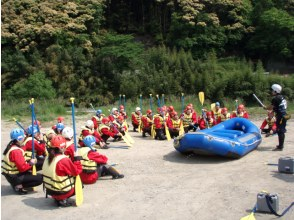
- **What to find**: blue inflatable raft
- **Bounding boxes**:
[174,118,262,158]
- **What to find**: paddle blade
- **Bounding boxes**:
[165,124,171,141]
[199,92,205,105]
[138,121,142,133]
[122,135,133,147]
[211,103,216,111]
[179,123,184,136]
[240,212,255,220]
[75,175,83,206]
[125,132,135,144]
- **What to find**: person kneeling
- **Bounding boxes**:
[79,135,124,184]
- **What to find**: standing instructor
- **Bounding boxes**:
[264,84,288,151]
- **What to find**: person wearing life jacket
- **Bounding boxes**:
[260,110,277,137]
[2,128,43,195]
[109,107,120,122]
[180,106,198,133]
[42,135,82,207]
[212,102,222,120]
[112,115,127,139]
[231,104,249,119]
[53,123,65,135]
[98,117,122,143]
[153,107,167,140]
[62,127,76,162]
[21,125,46,170]
[52,117,65,130]
[167,111,182,138]
[141,109,153,137]
[217,107,231,124]
[131,107,142,132]
[119,105,128,119]
[92,109,105,130]
[79,136,124,184]
[199,111,217,130]
[79,120,107,149]
[263,84,289,151]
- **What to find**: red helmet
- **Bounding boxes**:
[119,105,124,110]
[117,115,124,121]
[168,106,174,112]
[186,105,192,111]
[162,106,167,111]
[34,120,41,126]
[146,109,152,114]
[57,116,64,123]
[206,111,212,117]
[51,135,66,149]
[157,107,162,113]
[238,104,244,110]
[102,117,110,124]
[221,107,228,114]
[188,103,193,108]
[171,111,178,117]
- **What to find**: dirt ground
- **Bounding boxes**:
[1,117,294,220]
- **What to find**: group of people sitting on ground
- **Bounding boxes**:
[2,116,124,207]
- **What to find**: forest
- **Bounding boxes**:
[1,0,294,106]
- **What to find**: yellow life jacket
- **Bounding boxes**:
[182,113,192,127]
[131,112,141,123]
[21,137,36,161]
[220,113,231,122]
[98,124,110,135]
[1,146,25,175]
[213,108,222,119]
[42,155,75,192]
[266,117,276,127]
[78,147,97,173]
[171,119,181,129]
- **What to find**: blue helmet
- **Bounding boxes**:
[56,123,65,132]
[27,125,38,136]
[10,128,25,141]
[96,109,102,115]
[215,102,220,106]
[83,135,96,148]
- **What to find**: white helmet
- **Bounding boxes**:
[135,107,141,112]
[271,84,282,93]
[86,120,94,128]
[62,127,73,139]
[112,107,118,114]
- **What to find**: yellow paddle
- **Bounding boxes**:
[199,92,205,106]
[240,205,256,220]
[70,97,83,206]
[124,131,134,144]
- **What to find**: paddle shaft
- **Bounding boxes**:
[253,94,266,108]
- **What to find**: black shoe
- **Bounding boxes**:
[112,174,124,179]
[272,146,283,151]
[55,199,75,207]
[142,132,146,137]
[102,145,109,149]
[14,187,28,195]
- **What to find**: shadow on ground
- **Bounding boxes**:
[163,150,234,165]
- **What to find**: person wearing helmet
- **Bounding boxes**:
[112,116,127,141]
[79,120,108,149]
[61,127,76,162]
[44,129,56,147]
[199,111,217,130]
[109,107,119,122]
[53,123,65,135]
[264,84,289,151]
[78,135,124,184]
[99,117,122,143]
[42,135,82,207]
[141,109,153,137]
[2,128,43,195]
[92,109,105,130]
[167,111,182,138]
[52,117,65,130]
[119,105,128,119]
[217,107,231,124]
[21,125,46,170]
[231,104,249,119]
[260,111,277,137]
[153,107,167,140]
[131,107,142,132]
[212,102,222,120]
[180,105,198,133]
